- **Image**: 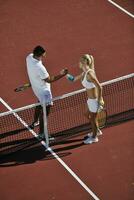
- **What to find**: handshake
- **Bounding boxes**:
[60,68,75,82]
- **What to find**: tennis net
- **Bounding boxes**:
[0,73,134,157]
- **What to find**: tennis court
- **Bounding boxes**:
[0,1,134,200]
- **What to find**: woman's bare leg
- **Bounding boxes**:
[90,112,98,138]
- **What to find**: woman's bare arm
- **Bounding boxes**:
[87,71,103,102]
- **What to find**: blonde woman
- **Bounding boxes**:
[67,54,104,144]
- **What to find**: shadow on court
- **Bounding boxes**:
[0,138,84,167]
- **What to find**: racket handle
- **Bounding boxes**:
[24,83,30,87]
[14,83,30,92]
[66,74,75,81]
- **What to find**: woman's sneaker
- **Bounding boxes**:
[87,130,102,137]
[84,136,99,144]
[97,129,103,136]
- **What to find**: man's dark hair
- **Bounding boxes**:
[33,46,46,57]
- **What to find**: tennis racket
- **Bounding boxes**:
[14,83,30,92]
[97,107,107,128]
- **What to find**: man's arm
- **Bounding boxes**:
[45,68,68,83]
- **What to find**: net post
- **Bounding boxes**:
[42,103,49,148]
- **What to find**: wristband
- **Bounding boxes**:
[66,74,75,81]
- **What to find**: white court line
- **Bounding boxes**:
[108,0,134,18]
[0,97,100,200]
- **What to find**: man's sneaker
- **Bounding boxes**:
[37,133,45,140]
[84,136,99,144]
[49,135,55,141]
[29,121,39,129]
[37,133,55,141]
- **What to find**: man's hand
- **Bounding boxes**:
[60,68,68,76]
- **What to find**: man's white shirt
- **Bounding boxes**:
[26,53,52,104]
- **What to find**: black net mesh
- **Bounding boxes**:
[0,74,134,157]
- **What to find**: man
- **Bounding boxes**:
[26,45,68,138]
